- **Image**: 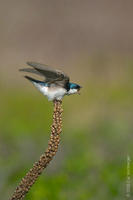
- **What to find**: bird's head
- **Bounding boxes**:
[68,83,82,95]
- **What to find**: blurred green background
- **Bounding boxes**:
[0,1,133,199]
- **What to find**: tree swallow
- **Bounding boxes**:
[20,62,82,101]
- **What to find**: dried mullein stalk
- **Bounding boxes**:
[9,100,63,200]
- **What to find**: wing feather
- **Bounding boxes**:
[19,68,43,76]
[26,62,69,84]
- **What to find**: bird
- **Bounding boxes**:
[20,62,82,101]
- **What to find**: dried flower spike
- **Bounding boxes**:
[9,100,63,200]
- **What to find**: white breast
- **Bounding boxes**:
[67,88,78,95]
[33,82,66,101]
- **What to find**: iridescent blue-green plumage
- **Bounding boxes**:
[24,76,49,87]
[69,83,81,90]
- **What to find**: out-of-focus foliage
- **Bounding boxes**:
[0,57,133,200]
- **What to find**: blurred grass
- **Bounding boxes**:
[0,58,133,200]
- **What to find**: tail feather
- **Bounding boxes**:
[24,75,43,84]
